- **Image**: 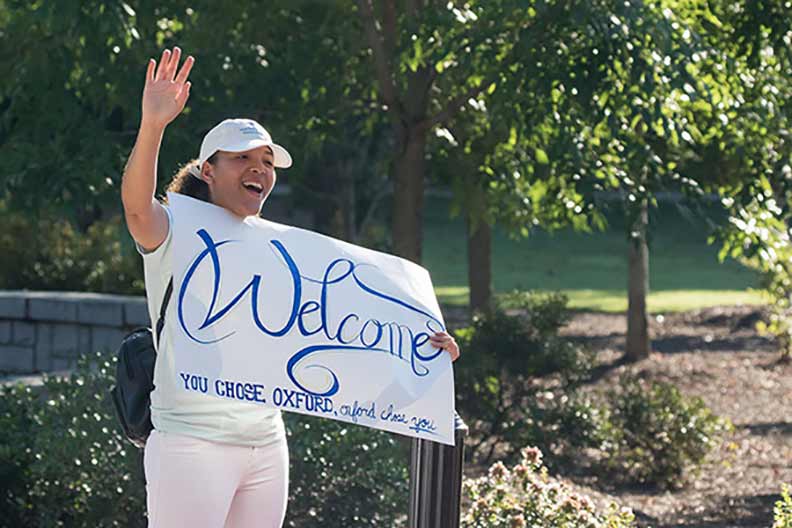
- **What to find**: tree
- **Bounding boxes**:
[255,1,393,244]
[389,0,715,340]
[681,0,792,361]
[0,1,299,220]
[355,0,556,263]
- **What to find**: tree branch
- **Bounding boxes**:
[418,72,499,131]
[424,0,572,132]
[419,17,538,131]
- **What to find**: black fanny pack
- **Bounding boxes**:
[110,278,173,448]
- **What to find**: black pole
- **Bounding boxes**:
[408,412,468,528]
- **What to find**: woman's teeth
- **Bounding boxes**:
[243,182,263,194]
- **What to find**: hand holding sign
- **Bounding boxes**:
[430,331,460,362]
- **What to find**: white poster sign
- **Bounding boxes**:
[168,193,455,445]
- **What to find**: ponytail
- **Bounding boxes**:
[163,154,216,204]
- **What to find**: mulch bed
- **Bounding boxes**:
[554,305,792,528]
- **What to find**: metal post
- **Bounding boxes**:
[408,412,468,528]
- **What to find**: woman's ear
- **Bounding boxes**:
[200,162,214,185]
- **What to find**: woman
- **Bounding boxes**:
[121,47,460,528]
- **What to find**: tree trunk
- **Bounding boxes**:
[626,200,650,361]
[339,160,357,242]
[467,217,492,315]
[392,126,426,263]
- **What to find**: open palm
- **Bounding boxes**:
[142,47,194,128]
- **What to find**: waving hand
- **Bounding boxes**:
[142,47,194,128]
[122,47,193,253]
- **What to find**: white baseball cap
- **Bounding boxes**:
[198,118,293,170]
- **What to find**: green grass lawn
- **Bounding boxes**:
[422,198,764,313]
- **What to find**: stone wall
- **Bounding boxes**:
[0,291,149,374]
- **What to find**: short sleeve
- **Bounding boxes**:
[135,205,174,259]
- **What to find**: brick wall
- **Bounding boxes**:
[0,291,149,374]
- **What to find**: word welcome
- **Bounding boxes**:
[177,229,446,397]
[169,192,455,444]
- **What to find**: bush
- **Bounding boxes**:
[454,291,595,464]
[462,446,636,528]
[453,291,728,488]
[536,391,610,457]
[0,203,144,294]
[775,484,792,528]
[285,414,408,527]
[0,352,409,527]
[0,383,38,525]
[0,355,146,528]
[601,376,732,488]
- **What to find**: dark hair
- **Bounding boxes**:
[163,153,217,203]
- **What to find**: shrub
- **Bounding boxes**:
[0,383,38,526]
[1,356,148,528]
[285,414,409,527]
[0,203,144,294]
[537,391,610,457]
[602,376,732,488]
[0,352,409,527]
[775,484,792,528]
[453,291,728,488]
[454,291,595,464]
[497,290,573,337]
[462,446,636,528]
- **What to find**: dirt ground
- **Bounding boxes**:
[553,306,792,528]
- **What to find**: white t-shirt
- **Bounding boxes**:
[137,204,284,447]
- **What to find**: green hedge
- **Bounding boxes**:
[0,352,408,527]
[0,203,143,294]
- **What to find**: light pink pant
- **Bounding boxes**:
[144,429,289,528]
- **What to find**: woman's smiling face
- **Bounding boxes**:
[200,145,276,218]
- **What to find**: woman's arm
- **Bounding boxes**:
[121,47,194,252]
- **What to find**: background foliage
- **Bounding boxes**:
[0,0,790,524]
[0,353,408,528]
[454,292,730,488]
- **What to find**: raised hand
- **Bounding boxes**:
[141,47,194,129]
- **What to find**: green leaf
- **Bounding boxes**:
[702,9,723,28]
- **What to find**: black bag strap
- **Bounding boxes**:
[154,277,174,350]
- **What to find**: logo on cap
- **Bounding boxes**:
[239,125,265,138]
